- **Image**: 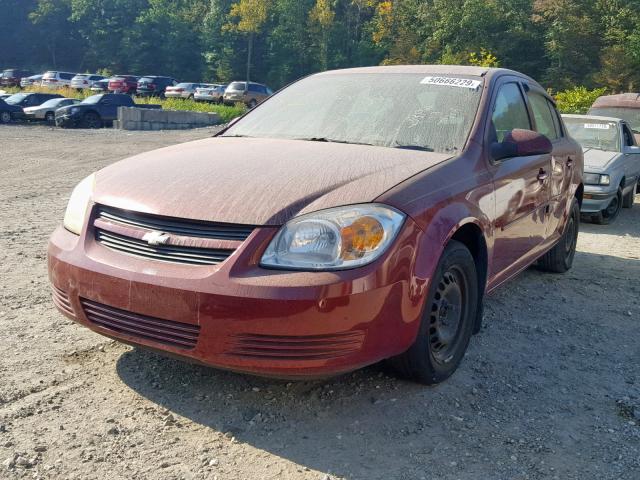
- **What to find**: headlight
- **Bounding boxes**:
[583,173,610,186]
[260,204,406,270]
[63,173,95,235]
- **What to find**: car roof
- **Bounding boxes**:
[562,114,623,123]
[317,64,533,80]
[591,93,640,109]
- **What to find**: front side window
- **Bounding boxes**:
[491,83,531,142]
[224,73,484,153]
[528,92,559,140]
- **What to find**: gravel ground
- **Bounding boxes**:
[0,124,639,480]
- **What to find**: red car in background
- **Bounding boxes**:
[48,66,584,384]
[107,75,138,94]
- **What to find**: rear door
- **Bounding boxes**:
[488,80,552,283]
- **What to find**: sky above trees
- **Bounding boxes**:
[1,0,640,91]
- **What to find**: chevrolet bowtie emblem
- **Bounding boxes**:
[142,231,171,246]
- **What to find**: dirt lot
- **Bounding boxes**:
[1,124,639,480]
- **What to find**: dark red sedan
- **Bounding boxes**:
[107,75,138,94]
[48,66,583,384]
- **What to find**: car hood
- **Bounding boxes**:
[583,148,619,171]
[93,137,451,225]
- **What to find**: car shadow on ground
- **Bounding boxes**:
[580,195,640,239]
[115,248,640,478]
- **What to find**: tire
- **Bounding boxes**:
[45,112,55,124]
[538,199,579,273]
[83,112,103,129]
[391,240,478,385]
[622,183,636,208]
[248,99,257,108]
[592,187,623,225]
[0,111,11,124]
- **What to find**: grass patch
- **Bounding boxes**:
[1,85,246,123]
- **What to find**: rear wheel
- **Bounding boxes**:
[391,240,478,385]
[622,183,636,208]
[539,199,579,273]
[83,112,103,129]
[248,99,258,108]
[0,111,11,124]
[592,188,623,224]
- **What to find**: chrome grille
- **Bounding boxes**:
[96,205,254,241]
[95,228,234,265]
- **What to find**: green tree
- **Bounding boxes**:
[225,0,269,82]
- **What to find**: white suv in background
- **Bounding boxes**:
[41,71,76,89]
[70,74,106,90]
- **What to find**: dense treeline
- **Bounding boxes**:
[2,0,640,91]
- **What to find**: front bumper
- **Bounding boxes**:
[581,185,617,213]
[47,215,426,378]
[10,111,25,120]
[55,113,81,127]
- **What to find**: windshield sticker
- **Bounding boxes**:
[420,76,482,90]
[584,123,612,129]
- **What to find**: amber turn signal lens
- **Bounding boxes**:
[340,216,384,260]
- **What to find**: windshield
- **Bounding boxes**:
[39,98,64,108]
[82,95,103,104]
[175,83,193,88]
[588,107,640,132]
[5,93,27,105]
[224,73,483,153]
[228,82,246,91]
[564,117,620,151]
[43,72,56,79]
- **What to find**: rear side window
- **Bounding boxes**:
[61,73,74,80]
[491,83,531,142]
[527,92,560,140]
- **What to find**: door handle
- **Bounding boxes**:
[537,169,549,182]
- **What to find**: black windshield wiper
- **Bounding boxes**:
[393,144,434,152]
[297,137,375,146]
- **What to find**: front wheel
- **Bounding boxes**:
[83,112,103,129]
[45,112,55,123]
[592,188,623,225]
[538,199,579,273]
[391,240,478,385]
[248,99,257,108]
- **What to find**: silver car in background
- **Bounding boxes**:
[20,74,43,88]
[23,98,80,123]
[70,74,106,90]
[563,114,640,224]
[165,82,211,99]
[194,84,226,103]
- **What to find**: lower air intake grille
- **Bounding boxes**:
[227,331,365,360]
[81,298,200,350]
[51,285,74,317]
[95,228,234,266]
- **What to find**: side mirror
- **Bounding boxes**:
[491,129,552,161]
[624,145,640,154]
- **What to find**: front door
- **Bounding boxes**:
[488,81,552,284]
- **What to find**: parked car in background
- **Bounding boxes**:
[55,93,160,128]
[0,94,11,100]
[0,98,25,123]
[107,76,138,94]
[165,82,209,99]
[90,79,110,93]
[1,69,33,87]
[20,74,43,88]
[23,97,80,123]
[194,84,226,103]
[223,81,272,108]
[41,71,76,88]
[563,114,640,224]
[5,92,62,109]
[48,66,583,385]
[71,74,106,90]
[589,94,640,144]
[136,76,177,97]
